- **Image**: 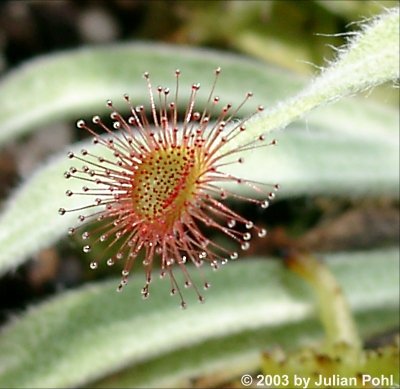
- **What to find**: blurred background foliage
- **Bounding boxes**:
[0,1,398,388]
[0,0,398,314]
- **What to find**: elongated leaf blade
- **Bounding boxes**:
[0,250,398,388]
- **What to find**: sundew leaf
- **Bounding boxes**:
[0,112,398,277]
[0,250,398,388]
[0,9,397,293]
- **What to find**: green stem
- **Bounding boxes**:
[288,253,362,354]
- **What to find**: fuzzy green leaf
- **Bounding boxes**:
[241,7,400,144]
[0,249,398,388]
